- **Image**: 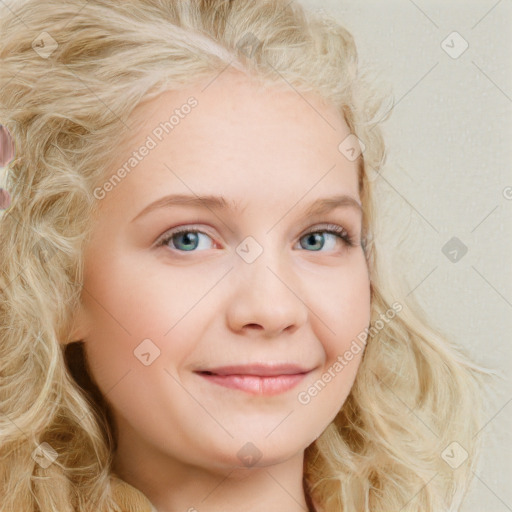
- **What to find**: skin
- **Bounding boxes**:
[70,68,371,512]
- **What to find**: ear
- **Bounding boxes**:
[66,302,91,345]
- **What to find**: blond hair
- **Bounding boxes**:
[0,1,495,510]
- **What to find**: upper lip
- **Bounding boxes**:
[195,363,313,376]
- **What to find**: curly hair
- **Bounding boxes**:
[0,1,495,510]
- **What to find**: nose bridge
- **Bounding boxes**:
[235,232,287,289]
[227,232,308,335]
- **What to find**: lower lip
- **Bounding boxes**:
[196,372,309,395]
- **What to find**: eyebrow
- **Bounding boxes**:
[131,193,362,223]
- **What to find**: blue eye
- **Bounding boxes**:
[155,223,357,253]
[156,228,214,252]
[298,224,357,251]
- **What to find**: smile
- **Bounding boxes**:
[195,371,310,396]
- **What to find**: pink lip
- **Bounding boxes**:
[194,363,313,395]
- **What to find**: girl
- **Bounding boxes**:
[0,1,493,511]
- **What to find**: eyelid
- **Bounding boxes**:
[154,224,218,248]
[303,222,347,234]
[155,221,358,250]
[301,222,358,248]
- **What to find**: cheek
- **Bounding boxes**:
[307,254,370,392]
[292,254,370,438]
[311,253,371,344]
[81,249,221,396]
[80,256,180,386]
[84,248,196,336]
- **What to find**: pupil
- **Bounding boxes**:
[178,232,198,250]
[305,233,322,251]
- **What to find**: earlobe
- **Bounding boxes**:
[67,304,90,344]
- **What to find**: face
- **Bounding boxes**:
[71,69,371,472]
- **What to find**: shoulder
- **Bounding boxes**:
[110,475,157,512]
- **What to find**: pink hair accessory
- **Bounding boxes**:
[0,187,11,210]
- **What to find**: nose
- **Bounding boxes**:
[225,245,309,337]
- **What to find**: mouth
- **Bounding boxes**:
[194,363,314,396]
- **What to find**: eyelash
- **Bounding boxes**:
[155,223,358,251]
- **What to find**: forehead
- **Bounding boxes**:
[103,68,360,214]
